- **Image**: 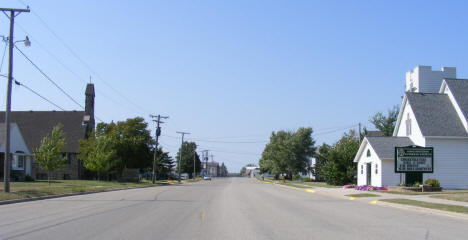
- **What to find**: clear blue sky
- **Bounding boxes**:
[1,0,468,172]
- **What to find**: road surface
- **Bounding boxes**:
[0,178,466,240]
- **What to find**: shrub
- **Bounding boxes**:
[424,178,440,188]
[301,178,313,182]
[24,175,35,182]
[413,182,421,187]
[293,174,301,181]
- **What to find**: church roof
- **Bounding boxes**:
[366,136,414,159]
[0,111,87,153]
[406,92,468,137]
[444,79,468,126]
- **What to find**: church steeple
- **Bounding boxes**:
[84,83,95,136]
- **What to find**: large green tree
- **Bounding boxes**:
[154,147,174,180]
[79,117,154,177]
[175,141,201,178]
[259,127,315,179]
[34,124,67,185]
[79,135,117,180]
[316,130,359,185]
[369,105,399,136]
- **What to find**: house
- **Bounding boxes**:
[354,66,468,189]
[0,84,95,181]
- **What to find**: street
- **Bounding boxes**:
[0,178,467,240]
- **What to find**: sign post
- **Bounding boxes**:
[395,146,434,185]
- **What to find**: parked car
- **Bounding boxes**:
[203,175,212,180]
[180,173,189,180]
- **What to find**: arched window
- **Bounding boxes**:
[367,149,371,157]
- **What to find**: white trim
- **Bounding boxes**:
[393,95,408,136]
[441,80,468,132]
[425,136,468,139]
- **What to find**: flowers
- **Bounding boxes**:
[354,185,388,191]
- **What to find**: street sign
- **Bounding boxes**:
[394,146,433,173]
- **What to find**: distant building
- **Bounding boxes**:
[202,161,219,177]
[0,84,95,181]
[355,66,468,189]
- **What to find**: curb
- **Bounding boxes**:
[0,183,170,206]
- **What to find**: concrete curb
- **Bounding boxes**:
[0,183,169,206]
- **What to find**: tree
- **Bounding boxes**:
[369,105,399,136]
[259,127,316,179]
[175,142,201,178]
[155,147,174,180]
[220,162,228,177]
[79,135,117,180]
[316,130,359,185]
[33,124,67,185]
[240,167,246,176]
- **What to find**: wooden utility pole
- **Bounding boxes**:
[176,131,190,182]
[358,123,362,146]
[150,114,168,184]
[1,7,30,193]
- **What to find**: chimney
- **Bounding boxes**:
[84,83,95,136]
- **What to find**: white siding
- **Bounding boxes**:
[381,159,403,186]
[357,142,383,186]
[424,139,468,189]
[396,101,425,146]
[406,66,456,93]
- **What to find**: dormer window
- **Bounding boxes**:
[366,149,371,157]
[405,113,412,136]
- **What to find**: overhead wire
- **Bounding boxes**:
[14,80,66,111]
[16,0,151,117]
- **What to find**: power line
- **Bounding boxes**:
[0,40,6,71]
[16,0,151,116]
[13,79,66,111]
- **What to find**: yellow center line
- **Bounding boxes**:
[349,197,356,200]
[201,211,206,222]
[305,189,316,193]
[370,200,378,204]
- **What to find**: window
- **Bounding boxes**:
[375,164,378,174]
[361,165,363,174]
[367,149,371,157]
[12,155,25,170]
[62,153,72,164]
[405,113,412,136]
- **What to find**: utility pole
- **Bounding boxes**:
[176,131,190,182]
[193,149,196,179]
[201,150,209,176]
[358,123,362,146]
[150,114,168,184]
[1,7,30,193]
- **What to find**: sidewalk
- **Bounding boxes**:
[260,179,468,211]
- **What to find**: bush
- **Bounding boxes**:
[24,175,35,182]
[413,182,421,187]
[293,174,301,181]
[424,178,440,188]
[301,178,313,182]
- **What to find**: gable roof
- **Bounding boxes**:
[443,79,468,126]
[0,111,87,153]
[406,92,468,137]
[0,123,17,146]
[365,136,414,159]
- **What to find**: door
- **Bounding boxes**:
[366,163,372,186]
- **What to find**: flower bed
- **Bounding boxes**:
[355,185,388,191]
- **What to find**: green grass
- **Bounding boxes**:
[0,180,161,201]
[299,182,342,188]
[380,198,468,214]
[346,193,381,198]
[377,189,468,196]
[431,193,468,203]
[257,178,341,189]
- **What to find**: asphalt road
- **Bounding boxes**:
[0,178,467,240]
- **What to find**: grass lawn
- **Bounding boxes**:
[0,180,161,201]
[300,182,342,188]
[377,189,468,196]
[346,193,381,198]
[431,193,468,203]
[380,198,468,214]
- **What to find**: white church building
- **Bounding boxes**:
[354,66,468,189]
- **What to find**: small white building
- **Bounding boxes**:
[355,66,468,189]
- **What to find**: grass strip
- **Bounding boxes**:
[431,193,468,203]
[345,193,380,198]
[380,198,468,214]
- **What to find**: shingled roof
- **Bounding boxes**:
[0,111,87,153]
[406,92,468,137]
[366,136,414,159]
[444,79,468,125]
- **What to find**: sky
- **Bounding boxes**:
[1,0,468,172]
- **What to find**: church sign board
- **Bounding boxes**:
[394,146,434,173]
